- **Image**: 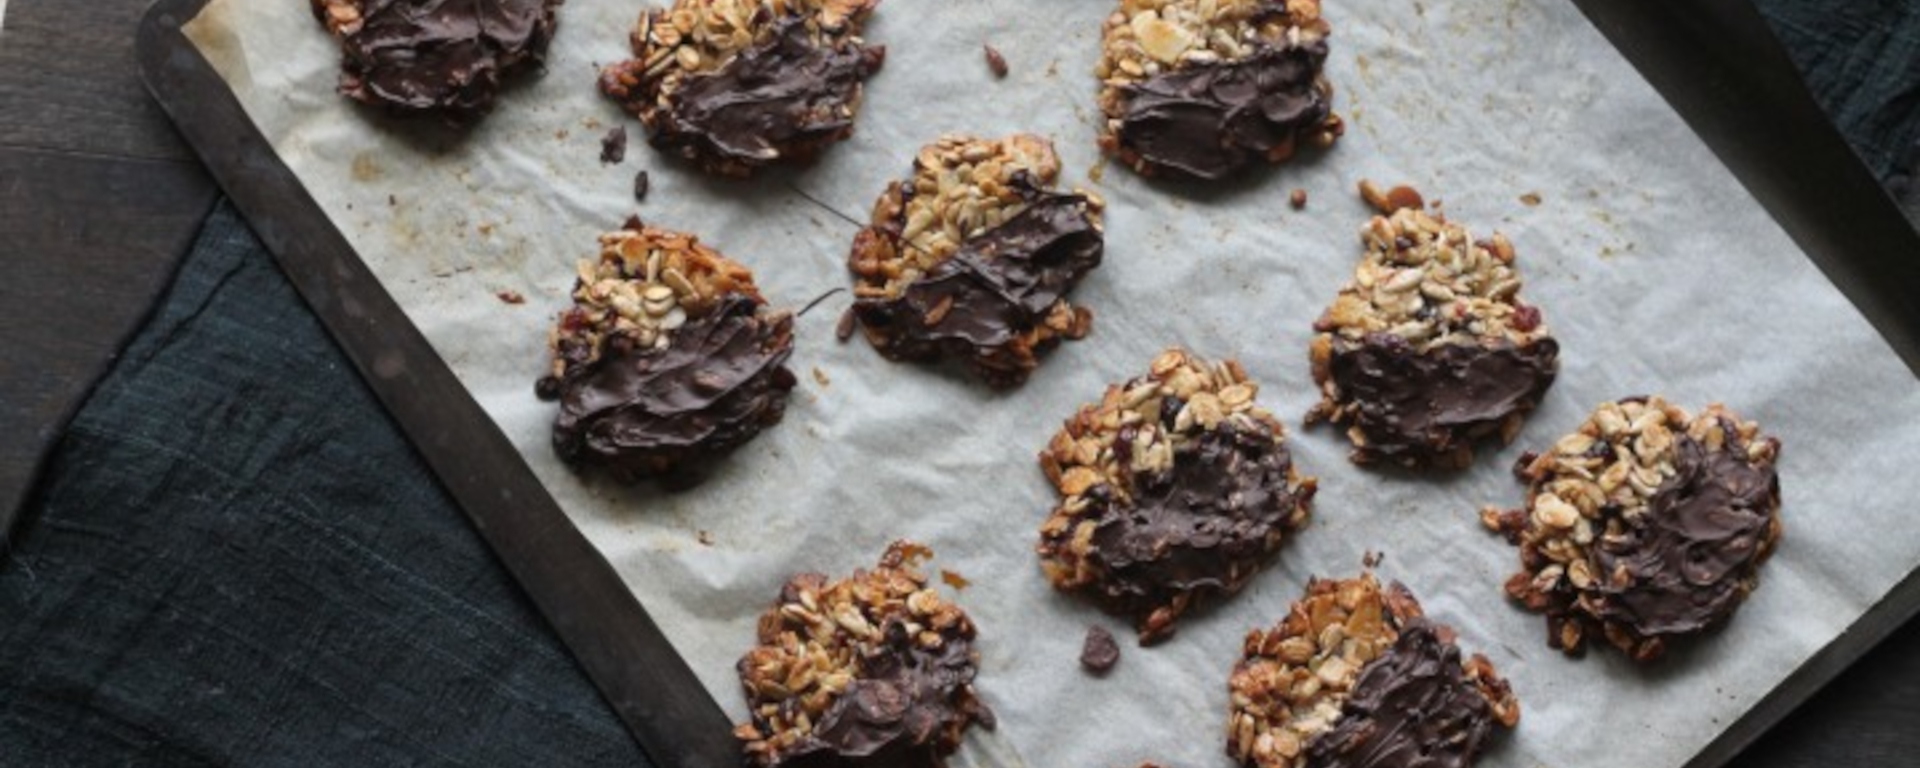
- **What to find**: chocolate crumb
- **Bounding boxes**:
[633,170,650,202]
[1081,625,1120,673]
[1290,188,1308,210]
[601,126,628,164]
[496,289,526,305]
[984,44,1009,78]
[1363,550,1384,568]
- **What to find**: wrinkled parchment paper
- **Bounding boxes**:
[185,2,1920,766]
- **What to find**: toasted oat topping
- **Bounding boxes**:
[1229,575,1518,768]
[1485,398,1783,661]
[607,0,875,96]
[313,0,360,36]
[1039,349,1314,642]
[1314,184,1547,353]
[734,542,991,767]
[852,134,1069,293]
[543,222,762,382]
[1097,0,1327,83]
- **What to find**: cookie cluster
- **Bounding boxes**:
[1485,398,1783,661]
[1038,349,1316,643]
[848,134,1106,387]
[538,220,796,484]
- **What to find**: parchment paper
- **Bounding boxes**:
[183,2,1920,766]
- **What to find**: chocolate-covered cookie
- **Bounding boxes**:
[1483,398,1784,661]
[735,542,994,768]
[1307,183,1559,470]
[537,220,795,484]
[598,0,885,176]
[310,0,560,124]
[1229,574,1520,768]
[848,134,1106,388]
[1095,0,1343,180]
[1039,349,1315,643]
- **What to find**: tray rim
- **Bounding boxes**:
[134,1,1920,766]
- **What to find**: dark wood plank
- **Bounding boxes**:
[0,0,198,159]
[0,147,216,535]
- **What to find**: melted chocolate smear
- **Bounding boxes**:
[550,296,795,483]
[1304,620,1503,768]
[1327,334,1558,467]
[1083,424,1304,626]
[1117,37,1330,180]
[774,621,990,768]
[853,182,1103,386]
[658,17,884,169]
[1588,435,1780,637]
[333,0,560,123]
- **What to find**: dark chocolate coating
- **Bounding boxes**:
[653,17,884,170]
[1079,423,1306,628]
[1326,334,1559,467]
[1304,620,1503,768]
[1588,434,1781,637]
[854,183,1103,386]
[756,620,989,768]
[550,296,795,482]
[328,0,560,123]
[1115,38,1330,179]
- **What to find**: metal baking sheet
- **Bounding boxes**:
[138,1,1920,766]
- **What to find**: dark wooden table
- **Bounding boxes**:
[4,1,1917,765]
[1,0,217,520]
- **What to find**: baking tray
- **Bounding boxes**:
[135,1,1920,766]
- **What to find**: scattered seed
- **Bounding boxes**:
[1289,188,1308,210]
[940,569,971,590]
[1520,191,1543,206]
[634,170,651,202]
[983,44,1008,78]
[496,290,525,305]
[835,306,857,341]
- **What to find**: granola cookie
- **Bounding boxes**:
[1095,0,1343,179]
[310,0,561,124]
[1038,349,1315,643]
[734,542,994,767]
[1228,574,1520,768]
[598,0,885,176]
[1306,183,1559,470]
[1484,398,1784,661]
[848,134,1106,387]
[537,219,796,484]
